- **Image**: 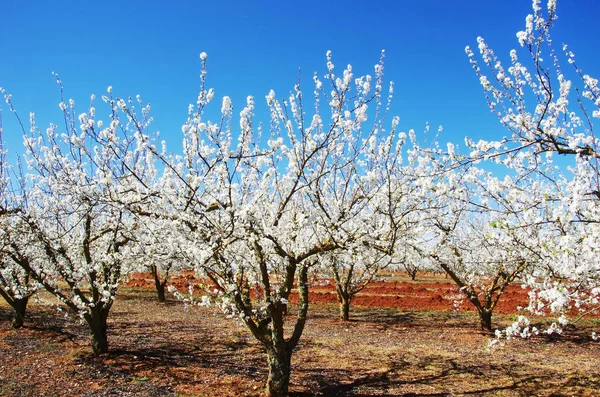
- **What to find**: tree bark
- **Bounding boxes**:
[479,309,493,331]
[265,343,292,397]
[339,295,351,321]
[85,309,109,354]
[11,296,29,329]
[154,274,167,302]
[151,264,169,302]
[156,283,166,302]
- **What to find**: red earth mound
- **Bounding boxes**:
[125,272,531,314]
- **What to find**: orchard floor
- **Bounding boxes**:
[1,275,599,396]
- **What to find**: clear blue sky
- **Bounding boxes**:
[1,0,598,164]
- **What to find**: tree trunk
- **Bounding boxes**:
[86,310,109,354]
[339,295,351,321]
[151,264,169,303]
[265,344,292,397]
[155,280,166,302]
[479,309,493,331]
[11,296,29,329]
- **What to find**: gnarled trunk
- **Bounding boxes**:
[479,308,493,331]
[155,283,166,302]
[469,299,493,331]
[265,343,292,397]
[226,252,310,397]
[151,264,169,303]
[338,293,351,321]
[85,308,109,354]
[11,296,29,328]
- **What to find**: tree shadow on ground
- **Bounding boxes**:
[4,301,599,397]
[348,309,490,336]
[0,306,12,322]
[72,319,267,393]
[348,310,419,325]
[115,289,181,304]
[1,305,87,346]
[291,357,558,397]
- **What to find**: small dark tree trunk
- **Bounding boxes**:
[85,309,109,354]
[151,264,169,303]
[403,264,418,281]
[339,295,351,321]
[265,343,292,397]
[479,309,493,331]
[11,296,29,328]
[155,279,166,302]
[335,283,352,321]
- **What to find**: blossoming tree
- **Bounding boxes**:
[466,0,600,336]
[318,137,435,321]
[0,114,39,328]
[138,51,411,396]
[128,216,186,302]
[0,84,155,353]
[426,163,548,331]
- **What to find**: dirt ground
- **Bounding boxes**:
[1,274,599,396]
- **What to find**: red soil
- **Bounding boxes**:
[291,280,529,314]
[125,272,530,315]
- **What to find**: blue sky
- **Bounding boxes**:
[1,0,598,165]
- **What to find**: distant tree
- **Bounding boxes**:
[425,164,541,331]
[394,238,428,281]
[320,248,389,321]
[319,154,433,321]
[130,217,185,302]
